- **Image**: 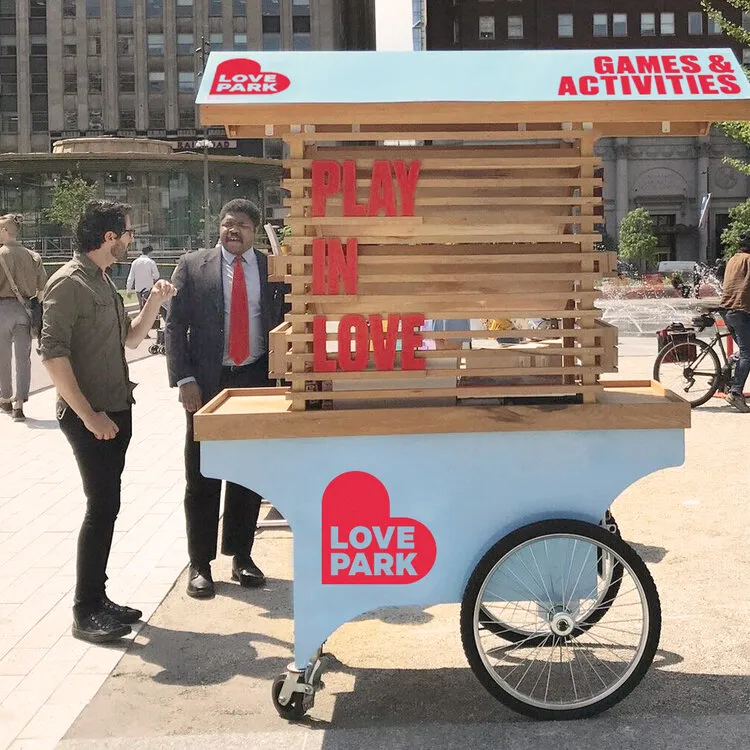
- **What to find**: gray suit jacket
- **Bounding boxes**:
[165,247,286,401]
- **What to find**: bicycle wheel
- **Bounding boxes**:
[653,337,720,407]
[479,512,622,644]
[461,519,661,720]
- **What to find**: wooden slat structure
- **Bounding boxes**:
[197,49,750,414]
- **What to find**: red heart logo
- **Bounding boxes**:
[322,471,437,585]
[210,58,291,96]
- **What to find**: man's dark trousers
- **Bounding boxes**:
[59,408,132,619]
[724,309,750,395]
[184,355,273,566]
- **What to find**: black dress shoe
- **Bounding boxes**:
[231,555,266,588]
[72,610,131,644]
[186,564,215,599]
[101,596,142,624]
[0,401,11,414]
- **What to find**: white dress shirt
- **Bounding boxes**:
[221,246,264,366]
[126,255,159,292]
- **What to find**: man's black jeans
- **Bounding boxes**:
[724,309,750,396]
[183,356,272,566]
[59,407,132,618]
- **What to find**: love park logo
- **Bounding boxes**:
[322,471,437,585]
[210,58,290,95]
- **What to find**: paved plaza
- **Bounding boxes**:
[1,339,748,749]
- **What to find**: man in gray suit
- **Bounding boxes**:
[166,199,286,599]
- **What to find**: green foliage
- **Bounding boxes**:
[618,208,659,264]
[702,3,750,173]
[44,175,97,233]
[721,198,750,257]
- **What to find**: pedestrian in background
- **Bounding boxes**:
[0,213,47,422]
[126,244,160,310]
[41,200,176,643]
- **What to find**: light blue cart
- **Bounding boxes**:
[196,385,688,721]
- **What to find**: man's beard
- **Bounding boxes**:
[112,238,129,263]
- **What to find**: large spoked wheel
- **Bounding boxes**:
[479,512,622,644]
[461,519,660,720]
[653,338,720,407]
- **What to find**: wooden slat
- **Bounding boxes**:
[286,309,603,322]
[282,272,604,284]
[289,366,604,381]
[284,177,604,188]
[287,196,603,208]
[285,129,590,142]
[283,156,600,170]
[286,234,602,246]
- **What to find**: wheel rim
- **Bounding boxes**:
[656,341,717,404]
[473,533,650,711]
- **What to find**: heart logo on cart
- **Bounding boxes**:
[322,471,437,584]
[210,58,291,95]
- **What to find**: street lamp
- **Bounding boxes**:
[196,137,214,250]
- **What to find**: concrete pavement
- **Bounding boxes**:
[1,339,748,749]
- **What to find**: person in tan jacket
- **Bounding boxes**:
[0,214,47,422]
[720,230,750,412]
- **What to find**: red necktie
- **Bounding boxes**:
[228,256,250,365]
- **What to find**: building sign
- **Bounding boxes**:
[171,139,237,150]
[196,49,750,105]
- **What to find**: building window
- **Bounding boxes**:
[64,110,77,129]
[0,0,15,18]
[743,49,750,65]
[0,74,17,94]
[262,16,281,49]
[292,14,311,48]
[121,73,135,92]
[479,16,495,40]
[176,0,193,18]
[593,13,608,37]
[31,73,47,93]
[234,33,248,49]
[1,113,19,133]
[32,110,48,132]
[708,17,722,35]
[63,0,76,18]
[612,13,627,37]
[209,0,223,16]
[30,35,47,56]
[64,72,77,93]
[148,71,165,93]
[146,0,163,18]
[660,12,675,36]
[89,71,101,93]
[86,0,100,18]
[118,35,134,56]
[120,110,136,129]
[116,0,133,18]
[178,71,194,91]
[508,16,523,39]
[688,12,703,35]
[63,36,76,56]
[88,35,101,55]
[641,12,656,36]
[180,108,195,128]
[177,33,194,55]
[209,32,223,50]
[558,14,573,38]
[744,12,750,31]
[148,34,164,55]
[233,0,246,16]
[29,1,46,18]
[149,107,165,129]
[0,36,16,56]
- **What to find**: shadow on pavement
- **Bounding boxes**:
[24,417,59,430]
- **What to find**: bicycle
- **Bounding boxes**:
[653,308,738,408]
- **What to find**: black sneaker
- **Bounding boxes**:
[0,401,11,414]
[101,596,142,625]
[72,610,131,643]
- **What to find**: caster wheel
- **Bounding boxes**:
[271,674,307,721]
[148,344,158,355]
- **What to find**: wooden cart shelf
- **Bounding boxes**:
[193,380,690,442]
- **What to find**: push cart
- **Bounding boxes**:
[193,48,749,719]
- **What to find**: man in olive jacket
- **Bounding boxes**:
[166,198,286,599]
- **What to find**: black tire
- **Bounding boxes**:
[461,519,661,720]
[653,337,720,407]
[148,344,159,355]
[271,674,307,721]
[479,512,622,643]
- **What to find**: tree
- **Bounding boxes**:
[618,208,659,265]
[701,2,750,174]
[721,198,750,257]
[44,175,97,233]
